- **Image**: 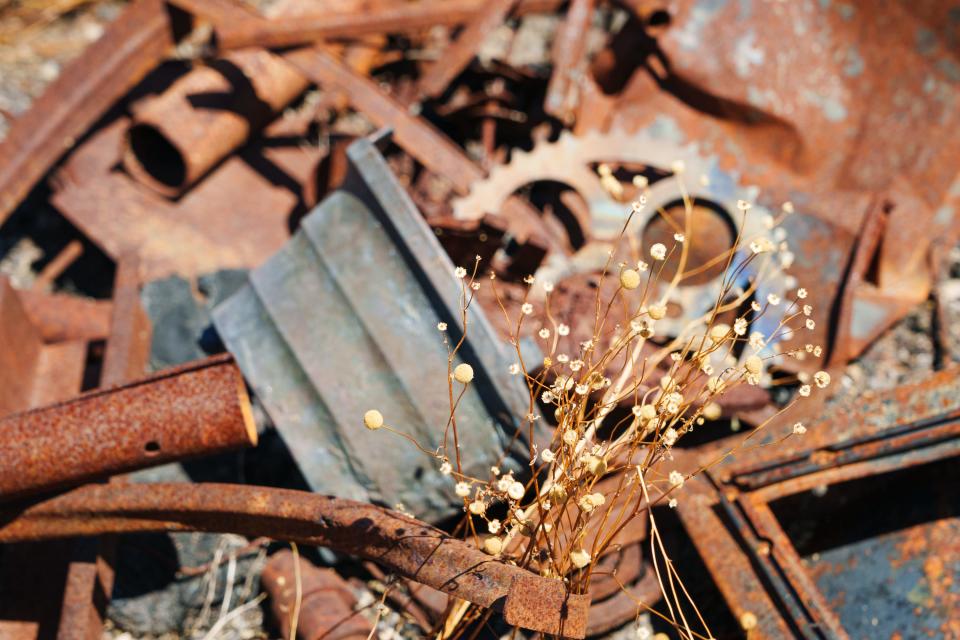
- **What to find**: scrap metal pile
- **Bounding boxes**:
[1,0,960,638]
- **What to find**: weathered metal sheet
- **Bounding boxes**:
[214,135,530,521]
[577,0,960,368]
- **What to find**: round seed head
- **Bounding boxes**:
[620,268,641,290]
[569,548,591,569]
[363,409,384,430]
[453,363,474,384]
[744,355,763,375]
[483,537,503,555]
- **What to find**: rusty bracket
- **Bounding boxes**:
[0,277,88,416]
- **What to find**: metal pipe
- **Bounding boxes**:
[262,549,372,640]
[0,355,257,501]
[123,49,309,197]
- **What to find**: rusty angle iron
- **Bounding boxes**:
[213,133,532,522]
[0,277,88,417]
[0,483,590,638]
[51,255,153,640]
[674,368,960,638]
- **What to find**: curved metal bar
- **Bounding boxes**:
[0,482,588,637]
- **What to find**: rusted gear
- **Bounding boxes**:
[452,129,790,363]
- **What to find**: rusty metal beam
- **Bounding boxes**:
[54,255,153,640]
[181,0,564,51]
[16,289,112,344]
[0,354,257,502]
[283,47,484,194]
[416,0,520,99]
[544,0,594,123]
[0,0,173,226]
[100,255,152,387]
[0,483,590,638]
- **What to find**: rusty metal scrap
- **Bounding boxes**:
[14,287,111,344]
[53,255,152,640]
[184,0,564,51]
[262,550,373,640]
[283,47,485,195]
[576,1,960,368]
[416,0,520,99]
[0,354,257,501]
[52,117,296,281]
[123,49,310,197]
[100,255,153,387]
[543,0,594,123]
[0,483,591,638]
[2,0,960,636]
[0,277,87,416]
[673,369,960,638]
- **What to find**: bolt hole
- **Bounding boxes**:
[647,9,671,27]
[144,441,161,456]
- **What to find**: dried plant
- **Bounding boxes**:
[366,166,830,639]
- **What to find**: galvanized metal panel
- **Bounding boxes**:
[214,135,530,520]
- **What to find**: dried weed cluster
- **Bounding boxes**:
[368,169,830,639]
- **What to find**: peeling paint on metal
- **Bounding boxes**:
[916,27,937,57]
[673,0,728,52]
[801,88,848,122]
[836,3,854,21]
[937,58,960,84]
[850,296,892,341]
[843,46,863,78]
[647,115,685,144]
[935,205,954,226]
[734,30,764,78]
